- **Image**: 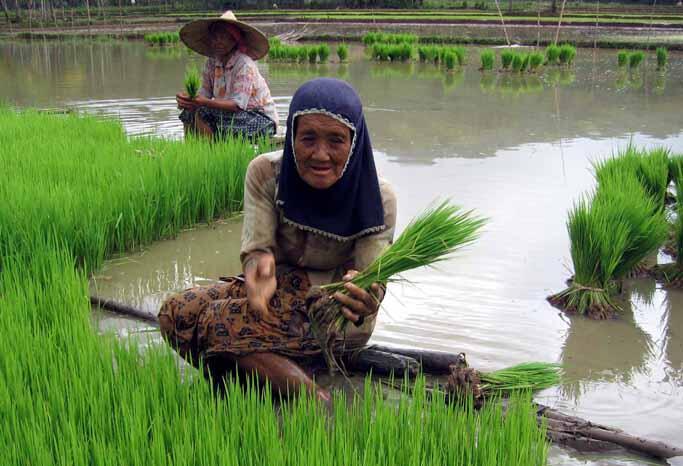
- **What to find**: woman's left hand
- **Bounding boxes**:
[333,270,384,326]
[176,93,210,110]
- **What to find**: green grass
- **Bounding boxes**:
[656,46,668,69]
[183,64,200,99]
[0,108,550,465]
[480,49,495,71]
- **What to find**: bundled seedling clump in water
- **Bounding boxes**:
[548,168,668,319]
[656,47,668,70]
[617,50,629,67]
[480,49,495,71]
[545,44,561,65]
[307,201,485,371]
[629,50,645,69]
[501,49,514,70]
[336,43,349,62]
[558,44,577,66]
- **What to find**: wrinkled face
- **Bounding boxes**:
[209,23,236,59]
[293,114,353,190]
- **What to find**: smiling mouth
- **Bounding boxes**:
[310,166,332,175]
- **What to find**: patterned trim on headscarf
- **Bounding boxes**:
[279,214,386,242]
[290,108,358,178]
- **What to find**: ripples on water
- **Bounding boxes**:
[3,40,683,462]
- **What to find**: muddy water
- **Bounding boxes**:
[3,40,683,464]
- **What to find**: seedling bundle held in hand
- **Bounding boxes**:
[307,201,485,372]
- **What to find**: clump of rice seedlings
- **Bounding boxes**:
[308,201,485,371]
[336,43,349,62]
[447,360,562,404]
[545,44,561,65]
[183,65,200,99]
[594,146,671,209]
[558,44,577,66]
[371,43,413,62]
[511,52,525,72]
[528,52,544,72]
[629,50,645,69]
[362,32,418,46]
[444,51,457,71]
[480,49,495,71]
[307,46,318,64]
[548,172,668,319]
[501,49,514,70]
[453,46,466,66]
[143,31,180,46]
[519,53,530,72]
[317,43,331,63]
[656,47,668,70]
[617,50,629,67]
[297,46,309,63]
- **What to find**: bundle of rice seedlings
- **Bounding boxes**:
[307,201,485,371]
[548,173,668,319]
[336,43,349,62]
[307,46,318,64]
[656,47,668,70]
[453,46,466,66]
[444,51,457,71]
[480,49,495,71]
[617,50,629,67]
[501,49,514,69]
[446,359,562,405]
[629,50,645,69]
[559,44,576,66]
[183,65,200,99]
[511,53,524,72]
[594,146,670,209]
[317,44,331,63]
[519,53,530,73]
[528,52,544,72]
[545,44,561,65]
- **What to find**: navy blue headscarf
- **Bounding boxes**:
[276,78,385,241]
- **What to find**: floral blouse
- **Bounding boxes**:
[199,51,279,128]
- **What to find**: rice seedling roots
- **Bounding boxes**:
[446,362,485,407]
[546,288,618,320]
[649,263,683,288]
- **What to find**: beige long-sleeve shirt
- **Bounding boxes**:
[240,150,397,341]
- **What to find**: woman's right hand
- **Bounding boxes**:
[244,252,277,316]
[176,92,205,110]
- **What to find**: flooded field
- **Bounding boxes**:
[3,40,683,464]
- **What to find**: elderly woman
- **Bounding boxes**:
[176,11,278,139]
[159,78,396,402]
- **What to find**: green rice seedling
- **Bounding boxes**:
[269,37,282,48]
[183,65,201,100]
[501,49,514,69]
[511,52,524,72]
[594,146,671,209]
[520,54,530,72]
[444,51,457,70]
[452,46,466,66]
[545,44,561,65]
[308,201,485,371]
[559,44,577,66]
[617,50,629,67]
[548,172,668,319]
[480,49,495,71]
[656,47,668,70]
[417,46,428,62]
[362,32,417,46]
[629,50,645,69]
[528,52,544,72]
[336,43,349,62]
[307,46,318,64]
[297,46,308,63]
[317,44,331,63]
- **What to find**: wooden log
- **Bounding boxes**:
[537,404,683,460]
[346,348,420,377]
[89,296,159,324]
[364,345,467,374]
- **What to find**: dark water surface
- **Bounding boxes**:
[3,40,683,464]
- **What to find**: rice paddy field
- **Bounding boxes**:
[2,39,683,464]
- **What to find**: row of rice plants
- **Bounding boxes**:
[417,45,466,70]
[268,41,332,64]
[617,48,667,70]
[0,108,551,465]
[499,50,545,73]
[548,146,675,319]
[143,31,180,46]
[544,44,577,66]
[362,32,419,46]
[369,42,415,62]
[651,157,683,285]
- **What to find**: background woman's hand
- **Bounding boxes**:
[244,252,277,316]
[176,93,209,111]
[333,270,384,326]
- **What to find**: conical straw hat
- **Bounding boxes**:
[179,11,269,60]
